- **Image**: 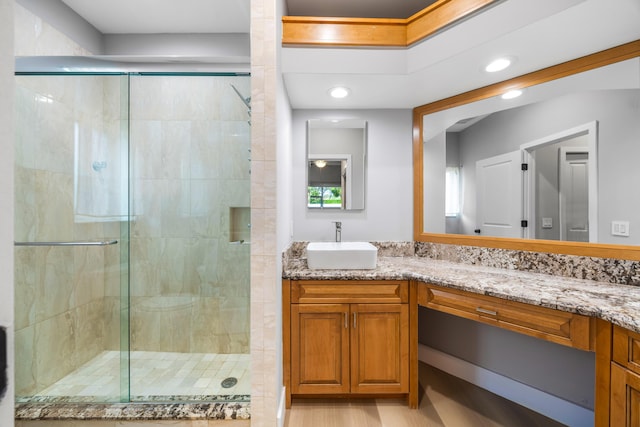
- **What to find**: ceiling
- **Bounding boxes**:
[60,0,250,34]
[51,0,640,110]
[60,0,435,33]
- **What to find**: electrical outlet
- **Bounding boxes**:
[611,220,630,237]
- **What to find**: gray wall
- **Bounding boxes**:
[424,131,446,233]
[455,89,640,244]
[292,109,413,242]
[419,308,595,409]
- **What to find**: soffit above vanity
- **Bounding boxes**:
[281,0,640,109]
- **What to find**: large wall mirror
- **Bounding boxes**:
[414,40,640,260]
[307,119,367,210]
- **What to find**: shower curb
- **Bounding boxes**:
[15,400,251,421]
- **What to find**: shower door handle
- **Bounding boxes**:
[14,239,118,247]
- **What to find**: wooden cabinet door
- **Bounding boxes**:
[611,362,640,426]
[291,303,350,394]
[350,303,409,394]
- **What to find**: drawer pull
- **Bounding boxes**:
[476,307,497,316]
[344,312,348,329]
[353,312,357,329]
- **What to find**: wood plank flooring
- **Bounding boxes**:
[284,363,567,427]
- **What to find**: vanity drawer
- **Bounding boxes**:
[418,283,592,351]
[291,280,408,304]
[613,325,640,376]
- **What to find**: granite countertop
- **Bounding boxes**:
[15,400,251,421]
[284,255,640,334]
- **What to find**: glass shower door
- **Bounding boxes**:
[14,74,130,403]
[14,71,251,405]
[127,74,251,401]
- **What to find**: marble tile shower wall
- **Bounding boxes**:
[128,76,251,355]
[14,75,122,396]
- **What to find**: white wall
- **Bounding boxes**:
[292,109,413,242]
[275,0,292,423]
[0,1,14,426]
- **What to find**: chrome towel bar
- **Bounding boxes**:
[14,240,118,247]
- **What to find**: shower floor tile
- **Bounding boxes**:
[21,351,250,403]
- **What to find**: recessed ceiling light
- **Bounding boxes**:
[501,89,523,100]
[314,160,327,168]
[485,57,512,73]
[329,87,350,99]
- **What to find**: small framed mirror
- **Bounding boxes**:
[306,119,367,210]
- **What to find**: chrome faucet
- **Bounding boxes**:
[333,221,342,242]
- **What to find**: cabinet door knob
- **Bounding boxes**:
[344,312,348,329]
[353,312,357,328]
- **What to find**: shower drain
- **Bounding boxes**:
[221,377,238,389]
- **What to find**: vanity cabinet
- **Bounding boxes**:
[283,279,414,407]
[611,325,640,425]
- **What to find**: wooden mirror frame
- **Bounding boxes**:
[413,39,640,261]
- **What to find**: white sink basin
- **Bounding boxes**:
[306,242,378,270]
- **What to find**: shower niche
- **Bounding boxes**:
[230,207,251,244]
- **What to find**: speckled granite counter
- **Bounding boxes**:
[15,398,250,421]
[283,242,640,334]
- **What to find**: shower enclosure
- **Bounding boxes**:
[14,72,251,403]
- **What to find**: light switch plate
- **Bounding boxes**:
[611,220,630,237]
[542,217,553,229]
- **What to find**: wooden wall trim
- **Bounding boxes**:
[282,16,406,47]
[413,39,640,261]
[282,0,498,47]
[406,0,496,45]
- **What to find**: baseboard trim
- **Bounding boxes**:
[276,386,286,427]
[419,344,594,427]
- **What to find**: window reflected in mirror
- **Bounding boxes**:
[307,119,367,210]
[307,160,344,208]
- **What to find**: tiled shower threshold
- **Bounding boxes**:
[16,350,251,421]
[15,400,250,421]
